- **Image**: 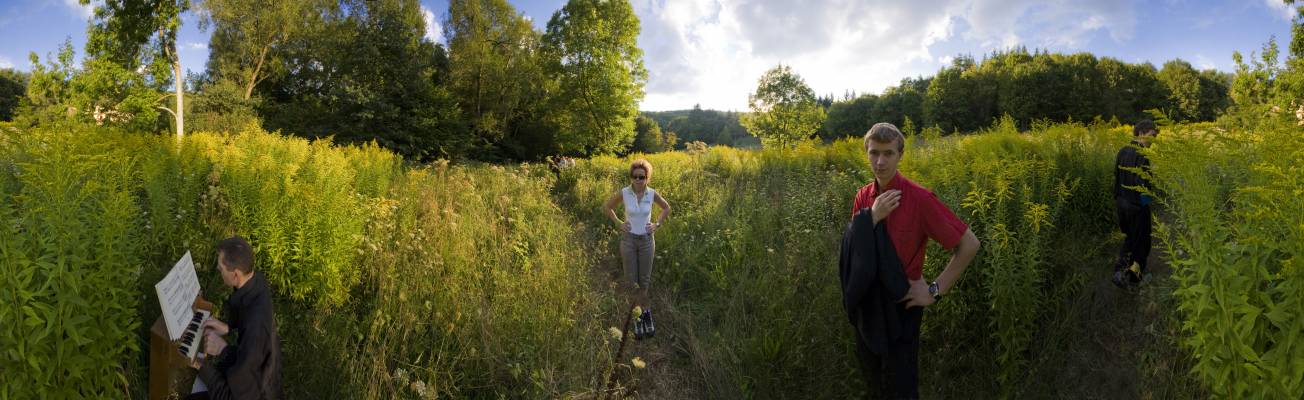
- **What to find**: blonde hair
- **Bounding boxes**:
[630,159,652,180]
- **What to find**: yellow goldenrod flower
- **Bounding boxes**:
[608,327,623,340]
[631,357,646,369]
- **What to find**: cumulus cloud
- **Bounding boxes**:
[634,0,1142,111]
[63,0,96,20]
[421,5,444,44]
[1262,0,1297,21]
[185,42,208,51]
[0,55,13,70]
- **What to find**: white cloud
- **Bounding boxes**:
[634,0,1141,111]
[421,6,443,44]
[1262,0,1297,21]
[63,0,96,20]
[1194,54,1217,70]
[0,56,13,70]
[185,42,208,51]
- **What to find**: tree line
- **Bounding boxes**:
[0,0,646,162]
[3,0,1302,158]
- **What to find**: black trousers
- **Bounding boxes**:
[855,305,924,400]
[1115,202,1152,273]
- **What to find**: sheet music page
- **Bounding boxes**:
[154,251,201,341]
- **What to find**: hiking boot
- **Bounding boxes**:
[1111,270,1127,289]
[1127,262,1144,284]
[633,313,646,341]
[643,309,655,338]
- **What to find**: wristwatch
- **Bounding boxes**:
[928,281,942,301]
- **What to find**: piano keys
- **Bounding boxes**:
[178,309,212,360]
[149,296,215,400]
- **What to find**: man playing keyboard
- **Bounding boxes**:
[187,236,283,400]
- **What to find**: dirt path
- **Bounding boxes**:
[1026,212,1206,399]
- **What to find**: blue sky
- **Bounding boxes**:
[0,0,1297,111]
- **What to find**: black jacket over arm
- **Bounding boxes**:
[199,271,283,400]
[838,210,911,355]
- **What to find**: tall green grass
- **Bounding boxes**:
[555,119,1127,398]
[1148,121,1304,399]
[6,118,1289,399]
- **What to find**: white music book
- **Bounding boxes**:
[155,251,201,341]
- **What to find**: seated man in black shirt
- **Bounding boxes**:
[188,236,282,400]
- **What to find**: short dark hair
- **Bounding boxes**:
[864,122,905,152]
[217,236,255,274]
[1134,120,1158,136]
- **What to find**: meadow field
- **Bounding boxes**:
[0,118,1300,399]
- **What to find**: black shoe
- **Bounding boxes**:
[633,314,645,341]
[1112,270,1127,289]
[643,310,655,338]
[1127,262,1143,284]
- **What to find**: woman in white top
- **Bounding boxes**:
[603,159,671,340]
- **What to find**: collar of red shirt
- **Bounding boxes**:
[871,171,902,195]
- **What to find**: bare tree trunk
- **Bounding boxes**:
[174,46,184,142]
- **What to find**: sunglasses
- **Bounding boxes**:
[631,175,647,181]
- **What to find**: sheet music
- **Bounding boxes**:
[155,251,201,341]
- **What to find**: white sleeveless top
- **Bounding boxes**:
[622,186,657,235]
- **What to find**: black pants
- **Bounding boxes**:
[1115,202,1152,273]
[855,305,923,400]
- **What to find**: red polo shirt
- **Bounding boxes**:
[850,172,968,280]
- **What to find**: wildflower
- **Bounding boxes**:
[767,248,775,253]
[608,326,623,340]
[631,357,646,369]
[411,380,427,398]
[632,306,643,318]
[394,367,408,385]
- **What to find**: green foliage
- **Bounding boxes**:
[541,0,648,156]
[322,163,609,398]
[1157,59,1231,122]
[631,114,675,153]
[1147,124,1304,399]
[554,120,1123,398]
[740,64,827,148]
[0,68,26,121]
[189,126,400,309]
[644,105,750,147]
[446,0,555,158]
[257,0,469,161]
[16,40,80,128]
[0,127,151,397]
[186,77,262,134]
[195,0,328,101]
[819,93,877,141]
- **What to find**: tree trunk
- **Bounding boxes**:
[174,45,184,142]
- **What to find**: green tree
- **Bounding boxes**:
[446,0,552,157]
[17,39,79,127]
[84,0,191,138]
[195,0,329,100]
[924,55,995,133]
[1158,59,1228,121]
[819,93,876,141]
[740,64,826,148]
[872,76,928,130]
[0,69,30,122]
[258,0,468,160]
[542,0,648,156]
[631,114,674,153]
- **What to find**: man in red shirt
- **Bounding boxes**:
[848,122,980,399]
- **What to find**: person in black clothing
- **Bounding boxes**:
[188,236,283,400]
[1112,120,1158,288]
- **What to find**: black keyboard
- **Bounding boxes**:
[177,309,211,360]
